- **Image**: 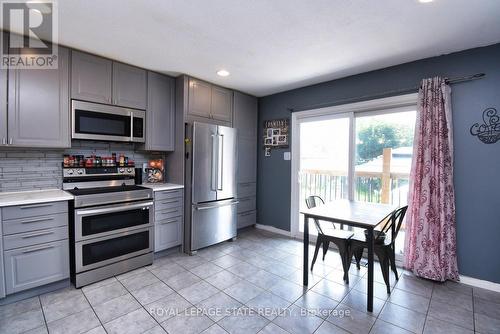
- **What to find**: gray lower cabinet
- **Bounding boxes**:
[153,189,184,252]
[0,211,5,299]
[6,47,70,148]
[71,50,113,104]
[155,217,182,252]
[1,201,69,297]
[233,92,258,228]
[112,62,147,109]
[4,240,69,294]
[143,72,175,151]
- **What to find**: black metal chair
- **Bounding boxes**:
[348,205,408,293]
[306,196,354,283]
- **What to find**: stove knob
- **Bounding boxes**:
[119,168,125,173]
[127,168,133,173]
[77,169,84,175]
[66,169,74,175]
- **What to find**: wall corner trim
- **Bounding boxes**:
[459,275,500,293]
[255,224,292,237]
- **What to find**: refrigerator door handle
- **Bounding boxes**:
[194,200,239,211]
[217,134,224,190]
[211,134,218,191]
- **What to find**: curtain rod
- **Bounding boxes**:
[287,73,485,112]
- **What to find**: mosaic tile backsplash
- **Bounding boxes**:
[0,140,165,192]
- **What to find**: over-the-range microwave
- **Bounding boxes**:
[71,100,145,143]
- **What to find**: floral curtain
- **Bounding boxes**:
[403,77,459,282]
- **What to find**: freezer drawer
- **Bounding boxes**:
[191,199,237,251]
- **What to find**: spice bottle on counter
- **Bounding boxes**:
[119,154,125,167]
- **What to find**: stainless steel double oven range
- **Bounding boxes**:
[63,167,153,288]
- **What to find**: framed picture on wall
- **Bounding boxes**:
[263,118,289,149]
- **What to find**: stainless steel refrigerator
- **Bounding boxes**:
[184,122,238,254]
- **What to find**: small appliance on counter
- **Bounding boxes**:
[134,167,143,185]
[146,159,165,183]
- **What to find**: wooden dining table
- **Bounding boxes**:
[301,199,396,312]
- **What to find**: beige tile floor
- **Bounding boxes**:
[1,227,499,334]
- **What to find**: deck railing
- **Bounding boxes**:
[300,148,410,207]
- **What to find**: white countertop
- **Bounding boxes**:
[0,189,74,208]
[141,183,184,192]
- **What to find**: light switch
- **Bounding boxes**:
[284,152,291,160]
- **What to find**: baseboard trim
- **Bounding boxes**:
[255,224,292,237]
[460,275,500,292]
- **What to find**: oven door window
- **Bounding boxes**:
[81,208,149,236]
[82,231,149,266]
[75,110,131,137]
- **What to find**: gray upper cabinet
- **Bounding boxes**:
[112,62,147,109]
[71,50,112,104]
[0,61,6,146]
[144,72,175,151]
[188,77,211,119]
[234,91,258,138]
[237,136,258,183]
[7,47,70,148]
[211,86,233,123]
[187,77,233,124]
[234,91,258,183]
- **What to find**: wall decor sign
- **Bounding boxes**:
[470,108,500,144]
[263,118,289,149]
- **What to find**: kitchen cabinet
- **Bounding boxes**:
[187,77,233,125]
[112,62,147,109]
[237,137,258,183]
[153,189,184,252]
[71,51,147,109]
[155,216,182,252]
[211,85,233,122]
[188,77,212,119]
[1,201,69,297]
[0,62,6,146]
[6,47,70,148]
[71,50,113,104]
[0,211,5,299]
[143,72,175,151]
[233,91,258,228]
[234,91,258,138]
[4,239,69,294]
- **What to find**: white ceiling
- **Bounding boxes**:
[51,1,500,96]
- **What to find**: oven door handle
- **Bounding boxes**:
[76,201,154,216]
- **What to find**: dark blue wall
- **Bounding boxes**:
[257,43,500,283]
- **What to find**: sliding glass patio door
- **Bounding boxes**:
[291,94,417,257]
[298,114,351,234]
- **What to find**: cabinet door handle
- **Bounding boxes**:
[240,212,255,217]
[159,209,178,215]
[21,217,54,224]
[160,200,179,205]
[22,231,55,239]
[22,244,55,254]
[20,203,53,209]
[158,219,178,225]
